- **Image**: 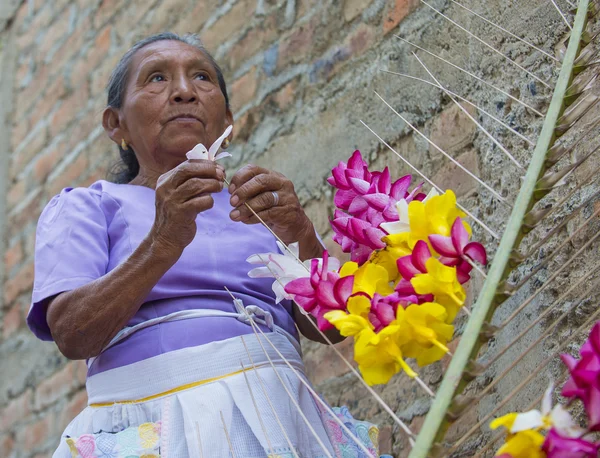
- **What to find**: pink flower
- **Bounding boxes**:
[394,240,435,303]
[429,217,487,284]
[284,251,354,331]
[331,210,387,264]
[561,322,600,431]
[328,150,425,264]
[369,292,418,332]
[542,428,599,458]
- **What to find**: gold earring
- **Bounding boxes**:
[223,138,230,148]
[121,139,129,150]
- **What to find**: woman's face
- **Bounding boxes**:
[105,40,232,173]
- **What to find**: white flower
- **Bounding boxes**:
[380,188,439,235]
[509,383,584,438]
[246,242,341,303]
[186,125,233,161]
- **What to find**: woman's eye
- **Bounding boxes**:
[150,74,165,83]
[195,73,208,81]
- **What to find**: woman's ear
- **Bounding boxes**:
[102,107,127,146]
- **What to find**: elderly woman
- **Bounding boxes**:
[28,33,378,457]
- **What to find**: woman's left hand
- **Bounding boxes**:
[228,165,312,245]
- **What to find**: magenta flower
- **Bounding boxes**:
[369,292,418,332]
[542,428,599,458]
[331,210,387,264]
[328,150,425,265]
[284,251,354,331]
[561,322,600,431]
[428,217,487,284]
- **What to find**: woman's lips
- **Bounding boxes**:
[169,116,202,123]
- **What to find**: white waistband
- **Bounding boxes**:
[86,331,304,405]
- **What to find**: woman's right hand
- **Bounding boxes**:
[151,160,225,255]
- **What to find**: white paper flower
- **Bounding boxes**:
[247,241,341,303]
[509,383,584,438]
[380,188,439,235]
[186,125,233,161]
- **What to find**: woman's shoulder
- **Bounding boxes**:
[38,180,140,228]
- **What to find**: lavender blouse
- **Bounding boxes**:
[27,180,297,376]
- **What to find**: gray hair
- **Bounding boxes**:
[108,32,230,183]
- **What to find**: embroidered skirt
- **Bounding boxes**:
[54,332,380,458]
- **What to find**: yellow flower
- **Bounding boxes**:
[354,324,417,384]
[370,239,413,281]
[491,414,547,458]
[411,258,466,322]
[325,304,417,385]
[396,302,454,367]
[339,261,394,297]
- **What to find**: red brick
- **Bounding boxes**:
[34,363,77,411]
[3,262,35,307]
[58,390,88,432]
[17,63,51,122]
[4,242,23,274]
[93,0,128,29]
[17,415,51,452]
[273,80,297,111]
[48,153,89,197]
[278,19,317,70]
[90,53,121,98]
[346,23,376,57]
[50,81,90,137]
[145,0,193,35]
[432,149,480,198]
[0,435,15,457]
[9,124,48,181]
[11,120,30,152]
[383,0,419,35]
[83,24,112,74]
[230,67,259,110]
[0,390,33,430]
[29,4,53,31]
[7,191,44,240]
[33,145,63,183]
[51,17,91,77]
[225,14,279,71]
[3,302,23,339]
[429,103,478,155]
[38,11,72,57]
[6,180,26,212]
[201,0,254,52]
[172,0,218,35]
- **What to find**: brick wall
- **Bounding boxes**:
[0,0,592,456]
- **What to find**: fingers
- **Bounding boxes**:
[183,194,215,214]
[177,177,224,202]
[230,190,280,222]
[168,160,225,189]
[229,167,283,208]
[228,164,271,195]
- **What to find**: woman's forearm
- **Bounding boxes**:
[47,235,181,360]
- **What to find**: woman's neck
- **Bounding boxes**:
[129,171,159,189]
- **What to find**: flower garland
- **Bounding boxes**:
[490,322,600,457]
[247,150,488,385]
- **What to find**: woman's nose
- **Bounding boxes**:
[171,76,196,103]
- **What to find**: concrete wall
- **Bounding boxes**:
[1,0,597,456]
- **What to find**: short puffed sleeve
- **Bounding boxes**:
[27,187,109,341]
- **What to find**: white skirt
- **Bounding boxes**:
[54,331,380,458]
